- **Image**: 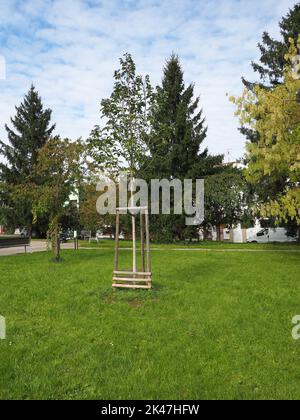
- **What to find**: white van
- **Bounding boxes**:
[247,228,297,243]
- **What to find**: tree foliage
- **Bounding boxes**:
[231,39,300,229]
[250,3,300,86]
[204,169,253,239]
[88,53,153,177]
[241,4,300,144]
[145,54,222,180]
[143,54,223,241]
[0,85,55,233]
[29,137,85,261]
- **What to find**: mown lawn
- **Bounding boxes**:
[0,246,300,400]
[80,238,300,250]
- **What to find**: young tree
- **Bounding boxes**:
[231,39,300,237]
[88,53,153,269]
[88,53,153,177]
[30,137,84,261]
[0,85,55,234]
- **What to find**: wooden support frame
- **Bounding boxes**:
[113,207,152,290]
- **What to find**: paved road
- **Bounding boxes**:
[0,241,75,257]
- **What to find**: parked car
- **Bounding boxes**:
[96,229,125,240]
[59,232,70,243]
[247,228,297,243]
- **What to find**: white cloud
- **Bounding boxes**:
[0,0,298,161]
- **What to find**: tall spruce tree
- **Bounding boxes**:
[0,85,55,233]
[144,55,222,242]
[146,54,222,181]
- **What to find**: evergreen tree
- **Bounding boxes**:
[244,3,300,88]
[241,4,300,144]
[146,54,222,180]
[0,85,55,233]
[144,55,222,242]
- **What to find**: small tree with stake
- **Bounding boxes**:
[88,53,153,287]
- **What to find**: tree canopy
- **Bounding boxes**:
[0,85,55,234]
[246,3,300,87]
[145,54,222,180]
[88,53,153,177]
[231,39,300,230]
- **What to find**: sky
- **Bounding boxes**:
[0,0,298,160]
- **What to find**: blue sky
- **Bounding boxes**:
[0,0,298,159]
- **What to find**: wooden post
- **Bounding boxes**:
[130,176,136,274]
[113,206,152,290]
[140,210,145,272]
[132,214,136,273]
[114,210,120,271]
[145,208,151,273]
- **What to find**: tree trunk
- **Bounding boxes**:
[55,232,60,262]
[216,225,221,241]
[51,224,60,262]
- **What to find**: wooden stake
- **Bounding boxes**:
[140,210,145,272]
[145,208,151,273]
[130,176,136,274]
[132,214,136,273]
[114,210,120,271]
[112,205,152,290]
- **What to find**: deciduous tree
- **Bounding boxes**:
[30,137,85,261]
[231,40,300,237]
[88,53,153,177]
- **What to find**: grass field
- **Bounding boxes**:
[0,245,300,399]
[80,238,300,250]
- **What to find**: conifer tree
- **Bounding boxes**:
[144,55,222,241]
[0,85,55,233]
[145,54,222,181]
[241,4,300,143]
[249,3,300,86]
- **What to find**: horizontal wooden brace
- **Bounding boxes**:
[113,277,152,282]
[112,283,152,289]
[113,271,152,276]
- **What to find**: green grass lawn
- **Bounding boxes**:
[80,238,300,250]
[0,246,300,399]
